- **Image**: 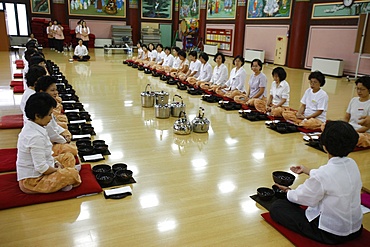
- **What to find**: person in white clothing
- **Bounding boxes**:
[185,51,202,81]
[150,44,166,70]
[46,21,55,50]
[73,39,90,61]
[17,93,81,194]
[79,21,90,48]
[216,55,247,98]
[234,58,267,105]
[156,46,174,73]
[344,76,370,147]
[170,46,181,71]
[202,52,228,91]
[193,52,213,87]
[271,121,363,245]
[75,19,83,42]
[282,71,328,129]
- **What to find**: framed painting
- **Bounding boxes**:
[179,0,200,20]
[30,0,50,14]
[246,0,292,19]
[207,0,237,19]
[68,0,126,18]
[141,0,172,20]
[312,1,370,19]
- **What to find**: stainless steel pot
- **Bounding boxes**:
[155,96,171,119]
[141,84,155,108]
[155,90,169,105]
[170,94,186,117]
[173,111,192,135]
[191,107,210,133]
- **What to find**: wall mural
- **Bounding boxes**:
[141,0,172,20]
[207,0,237,19]
[247,0,292,19]
[30,0,50,14]
[68,0,126,17]
[179,0,200,20]
[312,1,370,19]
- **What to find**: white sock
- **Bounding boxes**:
[61,185,73,192]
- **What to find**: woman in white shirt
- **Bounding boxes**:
[170,46,181,72]
[344,76,370,147]
[170,50,189,79]
[271,121,363,245]
[80,21,90,48]
[215,55,247,98]
[156,47,174,73]
[234,58,267,105]
[46,21,55,50]
[193,52,213,87]
[75,19,83,41]
[17,93,81,194]
[202,52,228,91]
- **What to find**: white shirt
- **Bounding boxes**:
[20,88,35,123]
[156,51,166,64]
[189,60,202,78]
[249,72,268,98]
[163,54,174,67]
[16,121,56,181]
[46,116,67,144]
[74,45,89,56]
[287,157,363,236]
[79,27,90,35]
[300,88,328,123]
[149,50,157,61]
[270,80,290,107]
[137,47,143,58]
[225,67,247,92]
[346,97,370,133]
[172,56,181,69]
[197,62,213,82]
[210,63,228,86]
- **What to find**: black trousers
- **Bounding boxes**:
[48,38,54,48]
[82,41,89,50]
[270,199,362,245]
[73,55,90,61]
[55,39,64,52]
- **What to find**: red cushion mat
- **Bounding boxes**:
[0,148,17,173]
[0,164,102,210]
[297,126,322,133]
[10,80,23,87]
[361,193,370,208]
[13,73,23,78]
[13,85,24,93]
[15,60,24,64]
[261,212,370,247]
[16,65,24,69]
[0,114,23,129]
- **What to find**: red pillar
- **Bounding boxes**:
[198,8,206,50]
[233,4,246,57]
[52,3,67,24]
[287,0,310,68]
[173,2,179,44]
[127,1,139,45]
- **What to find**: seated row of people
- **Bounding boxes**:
[18,47,81,193]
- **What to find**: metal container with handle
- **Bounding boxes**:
[155,90,169,105]
[173,111,192,135]
[191,107,210,133]
[170,94,186,117]
[155,96,171,119]
[141,84,155,108]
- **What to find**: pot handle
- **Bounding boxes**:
[178,110,187,119]
[198,107,205,118]
[144,83,152,93]
[173,94,183,104]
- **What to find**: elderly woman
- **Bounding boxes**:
[215,55,247,99]
[16,93,81,194]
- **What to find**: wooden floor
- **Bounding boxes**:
[0,49,369,246]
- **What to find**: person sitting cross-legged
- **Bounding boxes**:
[73,39,90,61]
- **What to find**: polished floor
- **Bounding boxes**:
[0,49,369,246]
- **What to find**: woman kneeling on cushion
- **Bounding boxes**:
[17,93,81,194]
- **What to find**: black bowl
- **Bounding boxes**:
[112,163,127,173]
[94,144,109,154]
[81,126,94,134]
[115,170,133,182]
[272,185,287,199]
[69,128,81,135]
[93,140,106,146]
[96,172,115,186]
[92,164,112,175]
[68,123,80,130]
[272,171,295,186]
[76,139,91,148]
[78,146,94,156]
[74,102,84,110]
[257,187,275,201]
[67,115,80,121]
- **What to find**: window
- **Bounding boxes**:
[4,2,29,36]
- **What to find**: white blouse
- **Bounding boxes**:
[210,63,228,86]
[225,67,247,92]
[197,62,213,82]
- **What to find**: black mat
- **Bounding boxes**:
[250,194,279,211]
[266,122,299,134]
[99,177,136,189]
[241,112,269,121]
[305,141,326,153]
